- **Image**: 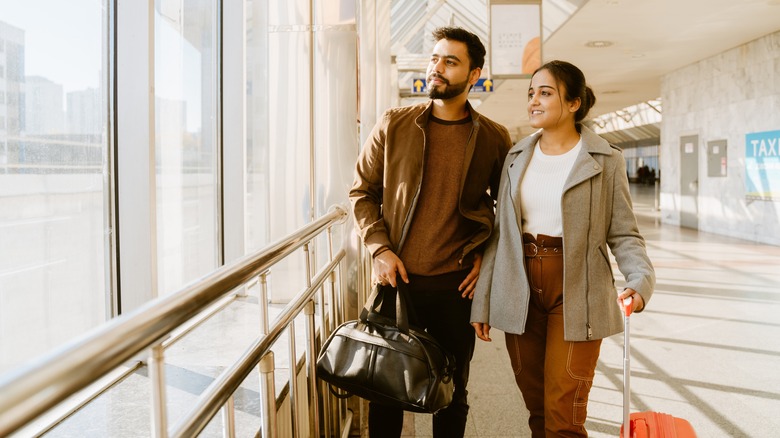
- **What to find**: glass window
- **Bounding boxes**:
[0,2,109,373]
[245,1,270,254]
[246,0,312,301]
[154,0,220,294]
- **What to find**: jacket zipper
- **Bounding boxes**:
[562,165,595,340]
[458,125,479,265]
[509,154,532,334]
[397,127,426,253]
[585,178,594,339]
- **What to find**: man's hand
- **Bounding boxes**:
[472,322,492,342]
[458,253,482,299]
[373,250,409,287]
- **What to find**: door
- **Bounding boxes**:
[680,135,699,229]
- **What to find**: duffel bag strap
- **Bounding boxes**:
[358,285,384,322]
[327,384,352,399]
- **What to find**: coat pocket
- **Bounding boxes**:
[597,245,615,286]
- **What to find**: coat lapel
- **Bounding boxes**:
[563,149,601,192]
[563,127,614,192]
[503,126,614,227]
[505,133,539,230]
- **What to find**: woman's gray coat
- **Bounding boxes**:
[470,126,655,341]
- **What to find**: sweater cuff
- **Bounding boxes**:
[365,232,392,258]
[372,247,392,259]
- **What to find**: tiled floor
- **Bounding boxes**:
[401,184,780,437]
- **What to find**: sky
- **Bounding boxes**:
[0,0,104,94]
[0,0,205,132]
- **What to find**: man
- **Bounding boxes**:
[349,26,512,438]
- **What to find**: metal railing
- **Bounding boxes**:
[0,204,352,437]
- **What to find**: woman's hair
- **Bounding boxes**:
[533,60,596,124]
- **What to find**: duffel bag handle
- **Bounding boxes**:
[358,283,413,333]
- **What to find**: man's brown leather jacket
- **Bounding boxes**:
[349,100,512,264]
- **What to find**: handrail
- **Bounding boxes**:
[0,204,349,436]
[172,249,345,437]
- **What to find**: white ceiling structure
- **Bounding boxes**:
[396,0,780,142]
[544,0,780,117]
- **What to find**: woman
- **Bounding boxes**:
[470,60,655,437]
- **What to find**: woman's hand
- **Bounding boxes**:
[617,288,645,313]
[459,253,483,299]
[472,322,492,342]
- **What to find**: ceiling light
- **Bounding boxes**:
[585,40,613,48]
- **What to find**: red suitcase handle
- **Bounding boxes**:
[620,296,697,437]
[623,296,633,436]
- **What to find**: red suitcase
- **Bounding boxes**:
[619,297,697,438]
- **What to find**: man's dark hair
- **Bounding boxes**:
[431,27,486,71]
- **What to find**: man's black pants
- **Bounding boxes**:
[368,273,475,438]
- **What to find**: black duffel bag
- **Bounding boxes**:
[315,283,455,413]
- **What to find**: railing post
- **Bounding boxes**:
[259,270,270,335]
[326,226,334,260]
[257,269,272,437]
[305,300,320,438]
[286,243,314,438]
[327,227,336,331]
[259,352,276,438]
[288,321,299,438]
[303,243,313,288]
[328,267,344,432]
[149,344,168,438]
[221,396,235,438]
[326,226,346,434]
[320,281,333,438]
[325,228,338,437]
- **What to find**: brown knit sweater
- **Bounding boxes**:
[399,114,478,276]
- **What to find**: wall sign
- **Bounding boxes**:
[489,0,541,78]
[745,129,780,200]
[707,139,727,177]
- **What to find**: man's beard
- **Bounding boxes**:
[428,76,470,100]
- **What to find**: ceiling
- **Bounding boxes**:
[476,0,780,141]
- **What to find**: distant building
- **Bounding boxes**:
[0,20,25,163]
[67,87,101,135]
[25,76,65,135]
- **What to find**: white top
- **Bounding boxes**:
[520,138,582,237]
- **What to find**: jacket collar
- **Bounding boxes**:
[504,125,615,205]
[508,125,613,156]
